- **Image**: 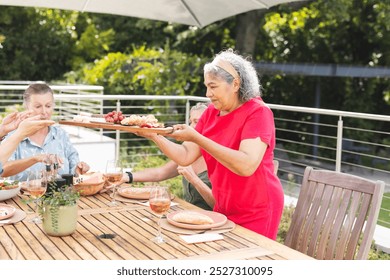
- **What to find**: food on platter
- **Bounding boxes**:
[120,114,164,128]
[171,211,214,225]
[104,110,124,124]
[72,115,105,123]
[65,110,167,129]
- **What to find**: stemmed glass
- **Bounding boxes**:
[105,159,123,207]
[26,170,47,224]
[149,186,171,244]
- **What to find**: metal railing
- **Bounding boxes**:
[1,84,389,229]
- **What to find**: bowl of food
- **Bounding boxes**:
[0,180,21,201]
[73,172,106,196]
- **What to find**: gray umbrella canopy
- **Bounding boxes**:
[0,0,306,28]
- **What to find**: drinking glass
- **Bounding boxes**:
[105,159,123,207]
[26,170,47,223]
[149,186,171,244]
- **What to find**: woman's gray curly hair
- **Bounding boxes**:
[203,48,261,102]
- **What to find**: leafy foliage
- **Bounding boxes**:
[65,44,206,109]
[0,7,76,80]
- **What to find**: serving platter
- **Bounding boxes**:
[59,120,174,135]
[167,210,227,230]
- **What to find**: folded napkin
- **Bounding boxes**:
[179,233,224,244]
[160,219,235,235]
[113,192,177,206]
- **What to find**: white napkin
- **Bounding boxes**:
[179,233,224,244]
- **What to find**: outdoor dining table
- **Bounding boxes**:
[0,190,313,260]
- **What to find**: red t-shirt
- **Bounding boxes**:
[196,97,284,239]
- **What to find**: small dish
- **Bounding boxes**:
[117,187,154,200]
[118,186,175,200]
[0,204,16,220]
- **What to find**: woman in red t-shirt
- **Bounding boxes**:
[137,48,284,240]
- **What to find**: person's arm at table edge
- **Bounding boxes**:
[185,174,215,208]
[1,155,45,177]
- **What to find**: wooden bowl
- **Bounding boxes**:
[73,181,105,196]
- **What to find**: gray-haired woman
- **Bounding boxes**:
[136,49,283,240]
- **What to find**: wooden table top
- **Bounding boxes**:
[0,191,313,260]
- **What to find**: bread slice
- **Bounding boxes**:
[172,211,214,225]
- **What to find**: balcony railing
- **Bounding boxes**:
[1,83,389,233]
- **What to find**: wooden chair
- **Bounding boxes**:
[284,166,384,260]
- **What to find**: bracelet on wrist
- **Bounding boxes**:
[127,171,133,183]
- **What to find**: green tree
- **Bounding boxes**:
[0,7,75,80]
[66,45,205,98]
[259,0,390,114]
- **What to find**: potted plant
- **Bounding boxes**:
[38,185,80,237]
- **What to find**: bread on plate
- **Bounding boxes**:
[172,211,214,225]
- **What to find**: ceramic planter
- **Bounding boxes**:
[42,204,78,236]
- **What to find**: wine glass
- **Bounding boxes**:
[149,186,171,244]
[26,170,47,224]
[105,159,123,207]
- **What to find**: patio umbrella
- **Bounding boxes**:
[0,0,306,28]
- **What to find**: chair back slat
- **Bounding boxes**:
[315,186,342,259]
[298,182,325,253]
[307,184,334,256]
[335,191,362,259]
[284,170,313,249]
[325,188,352,259]
[345,194,371,259]
[285,166,385,260]
[356,181,384,259]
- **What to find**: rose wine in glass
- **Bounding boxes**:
[26,170,47,224]
[105,159,123,207]
[149,186,171,244]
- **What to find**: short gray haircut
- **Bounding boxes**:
[23,82,54,106]
[203,49,261,102]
